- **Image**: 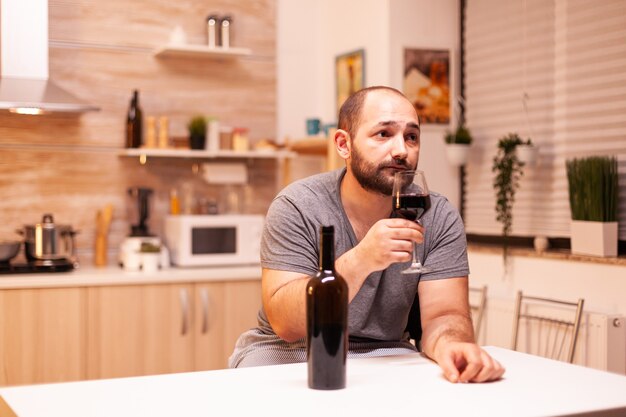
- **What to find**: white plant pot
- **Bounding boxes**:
[517,144,537,165]
[445,144,470,167]
[570,220,618,257]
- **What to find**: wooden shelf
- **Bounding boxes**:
[119,148,294,160]
[154,44,252,59]
[287,137,329,156]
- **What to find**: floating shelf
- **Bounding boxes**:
[287,137,329,156]
[119,148,294,160]
[154,44,252,59]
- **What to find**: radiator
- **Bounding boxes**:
[477,297,626,374]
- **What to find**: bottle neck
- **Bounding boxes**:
[319,231,334,271]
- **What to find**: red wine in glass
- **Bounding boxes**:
[393,194,431,222]
[392,170,432,274]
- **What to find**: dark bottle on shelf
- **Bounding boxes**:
[306,225,348,390]
[126,90,143,148]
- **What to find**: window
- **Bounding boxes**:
[464,0,626,244]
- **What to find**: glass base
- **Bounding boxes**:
[401,264,431,274]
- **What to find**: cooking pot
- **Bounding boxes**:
[17,214,78,262]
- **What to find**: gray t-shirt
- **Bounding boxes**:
[229,168,469,367]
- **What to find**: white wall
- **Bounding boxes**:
[316,0,391,124]
[276,0,325,142]
[277,0,461,208]
[388,0,460,207]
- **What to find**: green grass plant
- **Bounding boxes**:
[566,156,618,222]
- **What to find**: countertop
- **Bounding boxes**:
[468,243,626,266]
[0,264,262,289]
[1,346,626,417]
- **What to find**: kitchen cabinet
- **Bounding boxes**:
[0,288,86,386]
[86,283,195,380]
[194,280,262,370]
[87,280,261,379]
[0,274,262,386]
[86,280,261,379]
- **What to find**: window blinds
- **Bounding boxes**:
[464,0,626,240]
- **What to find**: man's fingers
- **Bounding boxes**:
[469,351,498,382]
[438,352,460,383]
[386,218,425,232]
[458,347,483,382]
[436,344,507,384]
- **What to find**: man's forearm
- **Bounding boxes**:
[421,313,475,360]
[265,277,309,342]
[335,246,375,302]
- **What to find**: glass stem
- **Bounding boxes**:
[412,241,420,266]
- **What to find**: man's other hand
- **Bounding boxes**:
[434,342,505,383]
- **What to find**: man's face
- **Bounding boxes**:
[348,91,421,196]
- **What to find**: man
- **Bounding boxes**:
[230,86,505,383]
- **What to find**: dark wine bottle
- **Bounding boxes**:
[126,90,143,148]
[306,225,348,390]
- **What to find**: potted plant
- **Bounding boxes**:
[187,115,207,150]
[517,138,537,165]
[566,156,618,257]
[492,133,526,263]
[140,241,161,273]
[444,124,473,166]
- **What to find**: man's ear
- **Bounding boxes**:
[334,129,351,160]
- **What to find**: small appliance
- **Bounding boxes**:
[164,214,263,267]
[119,187,167,269]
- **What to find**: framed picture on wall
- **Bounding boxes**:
[403,48,450,125]
[335,49,365,113]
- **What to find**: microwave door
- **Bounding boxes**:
[192,227,237,255]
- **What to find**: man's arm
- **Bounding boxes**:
[263,218,423,342]
[419,277,505,383]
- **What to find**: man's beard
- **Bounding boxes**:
[350,145,415,196]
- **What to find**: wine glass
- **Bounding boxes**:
[392,170,432,274]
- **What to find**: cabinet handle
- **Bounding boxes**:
[180,288,190,336]
[201,288,210,334]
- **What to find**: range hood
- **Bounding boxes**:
[0,0,99,114]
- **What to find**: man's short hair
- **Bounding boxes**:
[337,86,407,138]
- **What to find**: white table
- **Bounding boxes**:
[1,347,626,417]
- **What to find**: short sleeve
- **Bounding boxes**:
[260,195,319,276]
[419,197,470,281]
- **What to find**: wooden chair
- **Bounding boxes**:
[469,285,487,340]
[511,291,584,363]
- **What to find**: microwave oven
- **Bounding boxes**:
[164,215,264,267]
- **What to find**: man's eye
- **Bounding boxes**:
[376,130,390,138]
[406,134,419,142]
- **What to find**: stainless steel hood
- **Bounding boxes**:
[0,77,100,114]
[0,0,99,114]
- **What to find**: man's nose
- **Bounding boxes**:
[390,134,408,160]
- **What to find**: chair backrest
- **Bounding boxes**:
[468,285,487,339]
[511,291,585,363]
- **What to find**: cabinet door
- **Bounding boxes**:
[194,280,261,371]
[86,284,194,380]
[0,288,86,386]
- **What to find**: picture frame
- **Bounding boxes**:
[403,48,450,125]
[335,49,365,113]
